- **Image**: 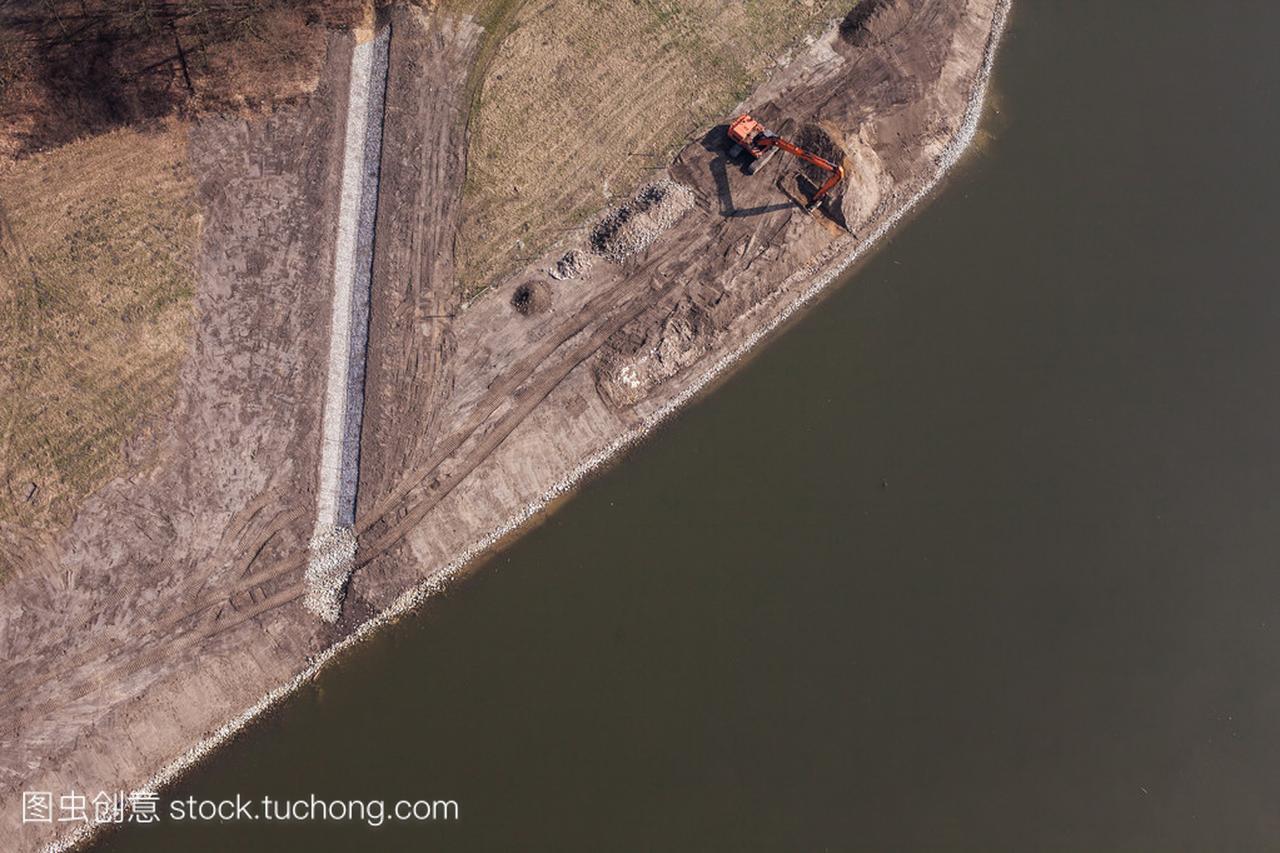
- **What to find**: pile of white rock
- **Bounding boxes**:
[549,248,592,280]
[304,524,358,623]
[589,178,695,263]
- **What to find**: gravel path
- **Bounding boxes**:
[308,26,390,621]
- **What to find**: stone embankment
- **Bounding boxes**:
[306,25,389,622]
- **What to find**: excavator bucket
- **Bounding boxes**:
[778,173,850,231]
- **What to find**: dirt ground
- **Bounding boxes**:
[356,6,480,521]
[351,0,1002,610]
[0,0,1005,848]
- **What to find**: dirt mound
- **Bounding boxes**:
[511,280,552,315]
[549,249,591,281]
[589,179,695,263]
[596,300,710,408]
[839,0,914,47]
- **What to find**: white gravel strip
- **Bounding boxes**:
[45,3,1010,848]
[307,27,389,621]
[316,33,374,532]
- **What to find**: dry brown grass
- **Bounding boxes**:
[455,0,849,294]
[0,125,199,534]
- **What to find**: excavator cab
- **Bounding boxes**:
[725,113,845,211]
[727,114,769,155]
[727,114,778,174]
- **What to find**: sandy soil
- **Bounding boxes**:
[0,1,1006,848]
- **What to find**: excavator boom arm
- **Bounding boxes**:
[757,135,845,208]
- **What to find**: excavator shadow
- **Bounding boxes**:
[701,124,796,221]
[780,173,850,232]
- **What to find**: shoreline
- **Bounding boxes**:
[47,0,1011,848]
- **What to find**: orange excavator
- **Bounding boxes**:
[726,113,845,212]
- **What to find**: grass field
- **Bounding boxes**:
[455,0,848,294]
[0,126,199,533]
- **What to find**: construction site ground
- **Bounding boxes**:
[0,0,1005,848]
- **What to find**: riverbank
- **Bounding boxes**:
[0,1,1009,849]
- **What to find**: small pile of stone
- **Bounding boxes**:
[304,524,357,623]
[589,179,695,263]
[549,249,591,281]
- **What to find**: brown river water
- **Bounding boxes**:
[97,1,1280,849]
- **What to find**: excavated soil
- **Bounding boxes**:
[589,179,697,264]
[840,0,916,46]
[794,123,849,181]
[550,249,592,281]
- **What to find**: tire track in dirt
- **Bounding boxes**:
[356,8,482,517]
[0,256,693,718]
[2,104,699,733]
